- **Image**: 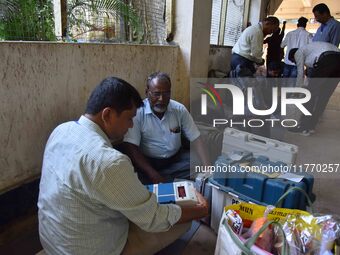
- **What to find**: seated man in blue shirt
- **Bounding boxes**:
[312,3,340,47]
[121,72,210,184]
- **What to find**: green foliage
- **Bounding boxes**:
[0,0,143,42]
[67,0,143,42]
[0,0,55,41]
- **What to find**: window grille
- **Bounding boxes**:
[210,0,249,47]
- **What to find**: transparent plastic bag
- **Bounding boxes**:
[279,214,340,255]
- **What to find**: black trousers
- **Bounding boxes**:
[138,149,191,184]
[300,52,340,130]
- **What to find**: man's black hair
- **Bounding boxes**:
[297,17,308,28]
[146,72,171,89]
[85,76,143,115]
[312,3,330,15]
[288,48,299,63]
[264,16,280,26]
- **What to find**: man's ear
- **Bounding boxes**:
[101,107,113,123]
[145,87,148,97]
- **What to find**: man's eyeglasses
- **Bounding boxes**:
[148,91,171,98]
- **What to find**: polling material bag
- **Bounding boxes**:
[217,187,340,255]
[215,187,314,255]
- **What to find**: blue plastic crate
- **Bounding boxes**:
[211,155,315,210]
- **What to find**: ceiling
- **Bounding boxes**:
[274,0,340,32]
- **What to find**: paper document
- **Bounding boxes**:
[278,173,303,183]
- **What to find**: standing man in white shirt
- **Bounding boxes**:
[287,42,340,135]
[230,16,280,76]
[281,17,313,79]
[38,76,209,255]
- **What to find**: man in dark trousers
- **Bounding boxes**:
[121,72,210,184]
[264,20,286,77]
[230,16,280,77]
[287,42,340,136]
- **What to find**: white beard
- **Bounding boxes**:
[152,105,167,113]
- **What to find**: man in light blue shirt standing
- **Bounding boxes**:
[122,72,210,184]
[312,3,340,47]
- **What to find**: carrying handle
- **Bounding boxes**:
[244,220,289,255]
[223,218,252,255]
[275,186,313,213]
[247,135,277,148]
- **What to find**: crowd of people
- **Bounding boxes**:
[230,3,340,136]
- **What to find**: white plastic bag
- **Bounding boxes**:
[214,212,286,255]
